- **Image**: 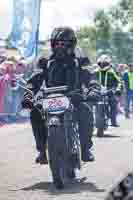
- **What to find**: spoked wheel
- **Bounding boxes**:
[48,126,65,189]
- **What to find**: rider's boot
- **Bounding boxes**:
[82,149,95,162]
[35,151,48,164]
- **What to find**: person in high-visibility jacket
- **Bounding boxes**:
[95,54,122,127]
[123,63,133,118]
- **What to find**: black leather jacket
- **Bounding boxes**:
[22,56,100,107]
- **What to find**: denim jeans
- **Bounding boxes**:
[125,93,133,115]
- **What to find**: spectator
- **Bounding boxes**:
[14,59,28,116]
[0,54,34,123]
[1,60,17,121]
[116,64,127,114]
[0,61,11,122]
[117,64,127,76]
[123,63,133,118]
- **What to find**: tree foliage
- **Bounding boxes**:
[77,0,133,64]
[76,26,96,61]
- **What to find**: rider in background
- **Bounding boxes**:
[95,54,122,127]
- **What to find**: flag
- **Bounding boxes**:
[10,0,42,58]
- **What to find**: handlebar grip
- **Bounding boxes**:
[41,86,69,94]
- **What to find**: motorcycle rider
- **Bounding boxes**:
[95,54,122,127]
[22,27,100,164]
[22,58,48,164]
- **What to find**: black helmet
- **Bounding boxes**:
[50,27,77,58]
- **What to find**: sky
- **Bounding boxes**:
[0,0,118,40]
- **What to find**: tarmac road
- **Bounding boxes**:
[0,115,133,200]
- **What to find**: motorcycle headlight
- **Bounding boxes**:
[48,116,61,126]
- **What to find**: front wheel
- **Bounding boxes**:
[48,125,66,189]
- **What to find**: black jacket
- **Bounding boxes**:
[22,56,100,106]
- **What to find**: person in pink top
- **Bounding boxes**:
[0,64,10,113]
[0,60,16,117]
[116,64,127,114]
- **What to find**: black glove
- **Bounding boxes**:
[106,90,114,96]
[87,80,101,91]
[115,90,121,96]
[21,97,33,109]
[87,91,101,102]
[71,93,83,107]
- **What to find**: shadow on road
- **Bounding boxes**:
[20,177,105,195]
[0,116,29,124]
[94,134,121,138]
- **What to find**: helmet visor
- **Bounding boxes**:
[54,41,65,48]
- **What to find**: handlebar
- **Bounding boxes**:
[100,88,116,96]
[40,85,69,94]
[17,83,33,95]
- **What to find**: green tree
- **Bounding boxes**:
[94,9,112,56]
[76,25,96,61]
[107,0,133,63]
[76,0,133,64]
[111,31,131,63]
[109,0,133,30]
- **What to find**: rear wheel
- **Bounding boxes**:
[48,126,65,189]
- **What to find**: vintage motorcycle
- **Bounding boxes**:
[42,86,81,189]
[21,83,81,189]
[95,86,115,137]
